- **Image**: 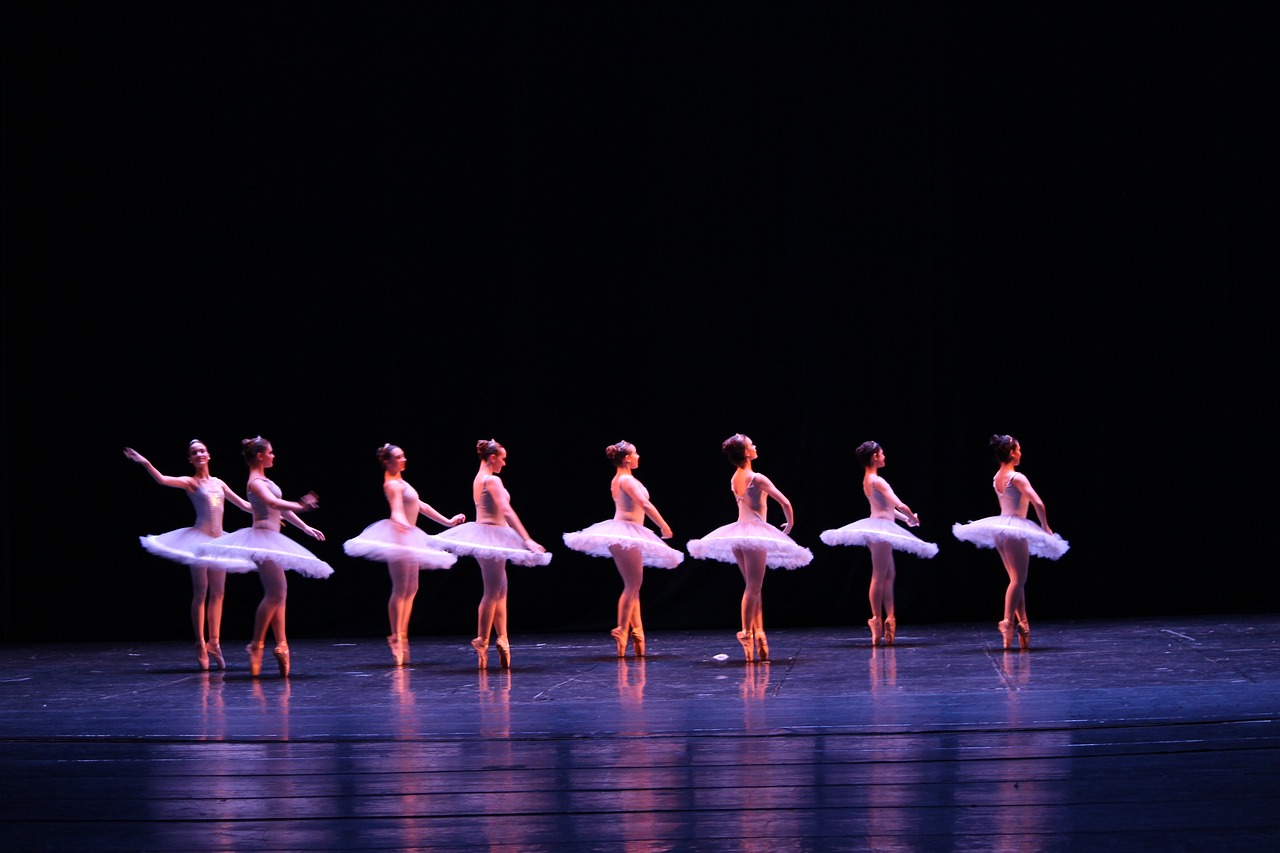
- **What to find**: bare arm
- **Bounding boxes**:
[877,478,921,527]
[417,501,465,528]
[123,448,193,491]
[620,476,672,538]
[248,479,322,539]
[219,481,253,514]
[1017,474,1053,534]
[491,476,546,552]
[755,472,796,534]
[282,509,325,541]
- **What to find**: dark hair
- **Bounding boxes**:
[376,443,400,465]
[605,440,635,467]
[187,439,205,453]
[990,434,1019,463]
[722,433,750,467]
[855,440,881,467]
[241,435,270,464]
[476,438,503,460]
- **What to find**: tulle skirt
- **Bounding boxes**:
[686,518,814,570]
[138,527,257,572]
[342,520,457,569]
[196,527,335,578]
[562,519,684,569]
[432,522,553,567]
[819,518,940,558]
[951,515,1070,560]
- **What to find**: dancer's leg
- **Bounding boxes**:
[734,547,767,660]
[610,545,645,656]
[476,557,507,645]
[387,560,419,639]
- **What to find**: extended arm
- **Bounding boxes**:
[220,482,254,514]
[877,479,921,527]
[417,501,465,528]
[123,448,192,490]
[249,480,324,540]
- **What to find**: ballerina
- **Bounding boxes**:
[196,436,332,676]
[124,441,255,670]
[819,441,938,646]
[687,433,812,662]
[343,443,465,666]
[563,440,682,658]
[431,439,550,670]
[952,434,1068,649]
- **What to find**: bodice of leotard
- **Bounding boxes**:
[994,474,1029,518]
[734,473,766,521]
[248,478,284,530]
[474,476,504,525]
[398,480,421,519]
[865,477,895,520]
[612,475,647,523]
[188,478,226,536]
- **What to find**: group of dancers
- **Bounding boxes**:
[125,432,1068,677]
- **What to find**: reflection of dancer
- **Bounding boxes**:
[197,436,332,677]
[343,444,464,666]
[819,441,938,646]
[953,434,1068,649]
[687,434,812,662]
[564,440,682,658]
[124,442,255,670]
[432,439,550,670]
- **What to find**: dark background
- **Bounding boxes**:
[1,3,1268,643]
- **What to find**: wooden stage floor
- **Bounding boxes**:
[2,615,1278,851]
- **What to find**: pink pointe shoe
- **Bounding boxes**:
[736,630,755,662]
[754,630,769,662]
[470,637,489,670]
[207,639,226,671]
[195,641,210,672]
[1016,620,1030,650]
[884,617,897,646]
[998,620,1015,650]
[387,635,403,667]
[496,636,511,670]
[631,628,646,658]
[610,627,628,657]
[868,617,883,647]
[246,643,264,677]
[273,643,290,678]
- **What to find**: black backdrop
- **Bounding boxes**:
[1,3,1267,643]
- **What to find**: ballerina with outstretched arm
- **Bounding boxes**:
[124,441,255,670]
[343,443,464,666]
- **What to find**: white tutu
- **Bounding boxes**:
[432,522,553,567]
[196,527,335,578]
[952,516,1069,560]
[686,518,813,570]
[138,527,257,571]
[342,520,457,570]
[819,518,939,559]
[562,519,684,569]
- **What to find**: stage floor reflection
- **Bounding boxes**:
[2,616,1278,851]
